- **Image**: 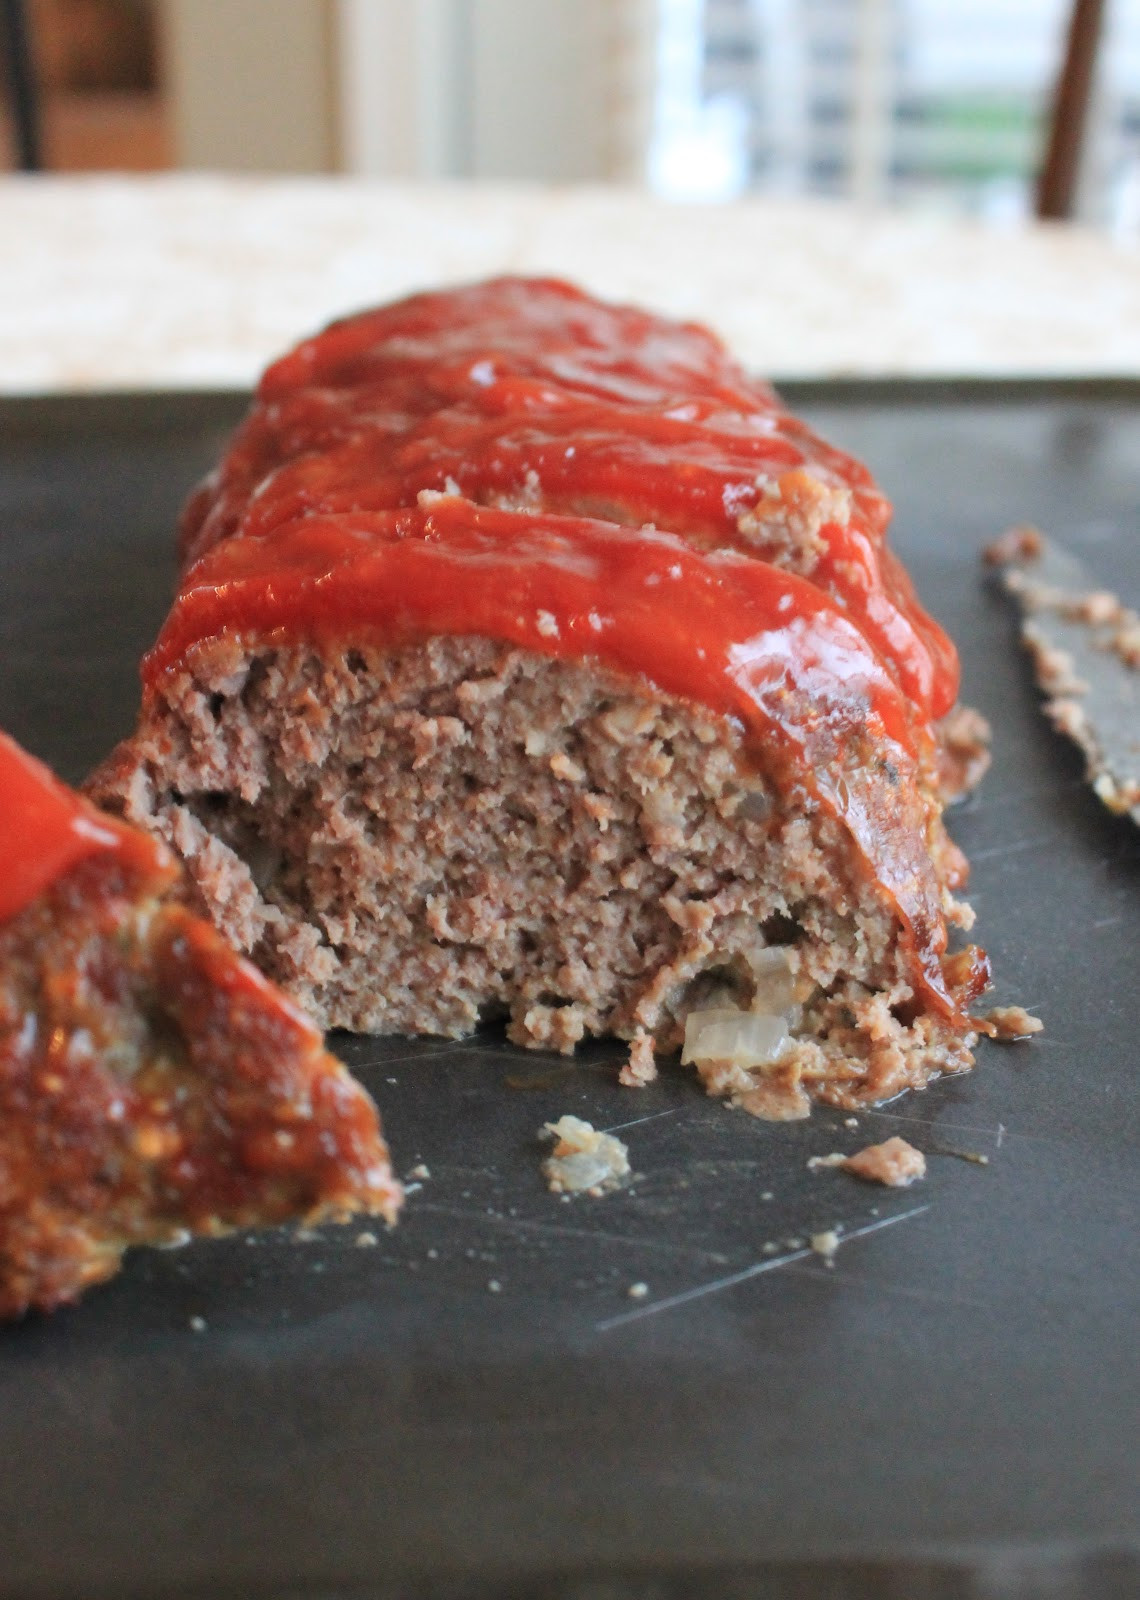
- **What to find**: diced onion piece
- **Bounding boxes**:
[545,1151,621,1193]
[541,1115,631,1195]
[745,946,797,1015]
[681,1008,791,1068]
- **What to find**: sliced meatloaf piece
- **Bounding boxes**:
[88,277,990,1115]
[0,731,400,1319]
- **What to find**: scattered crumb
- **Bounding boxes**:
[619,1029,658,1087]
[386,1076,397,1084]
[1047,695,1088,740]
[807,1152,847,1171]
[355,1231,378,1247]
[487,1279,502,1294]
[427,1248,438,1260]
[842,1136,927,1188]
[760,1190,774,1201]
[627,1282,649,1300]
[761,1241,780,1255]
[983,524,1045,565]
[1023,626,1088,696]
[844,1117,859,1129]
[403,1183,423,1196]
[981,1005,1044,1040]
[1065,590,1122,626]
[936,702,993,800]
[810,1229,840,1265]
[1114,619,1140,668]
[541,1115,631,1196]
[408,1163,431,1180]
[189,1316,207,1333]
[294,1227,320,1243]
[1091,769,1140,816]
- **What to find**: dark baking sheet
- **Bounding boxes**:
[0,384,1138,1600]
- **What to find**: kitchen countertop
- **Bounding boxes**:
[1,173,1138,391]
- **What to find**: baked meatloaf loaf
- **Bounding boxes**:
[89,277,990,1116]
[0,731,400,1319]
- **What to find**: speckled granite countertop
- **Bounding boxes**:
[1,174,1138,390]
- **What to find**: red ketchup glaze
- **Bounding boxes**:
[213,416,949,716]
[0,731,170,924]
[178,277,951,718]
[150,499,919,751]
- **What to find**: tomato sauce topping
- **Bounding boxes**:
[0,731,170,924]
[176,277,956,721]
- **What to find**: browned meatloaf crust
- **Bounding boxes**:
[0,813,400,1319]
[88,277,990,1114]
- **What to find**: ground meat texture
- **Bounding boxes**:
[86,279,990,1111]
[981,1004,1044,1040]
[842,1136,927,1187]
[0,843,400,1319]
[90,636,980,1107]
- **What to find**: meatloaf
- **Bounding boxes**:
[0,731,400,1319]
[88,276,990,1115]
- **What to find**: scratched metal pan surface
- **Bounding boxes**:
[0,384,1137,1600]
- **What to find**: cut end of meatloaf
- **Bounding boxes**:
[88,632,984,1116]
[0,837,400,1320]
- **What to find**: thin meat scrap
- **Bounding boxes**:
[88,277,991,1115]
[0,731,400,1319]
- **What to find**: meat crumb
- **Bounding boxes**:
[355,1231,378,1247]
[983,524,1044,565]
[842,1136,927,1188]
[540,1116,631,1196]
[408,1163,431,1180]
[619,1030,658,1087]
[810,1229,840,1264]
[1022,627,1088,696]
[627,1281,649,1300]
[1065,590,1122,626]
[936,703,993,800]
[807,1153,847,1171]
[981,1005,1044,1040]
[1114,620,1140,668]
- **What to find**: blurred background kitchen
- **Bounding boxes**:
[2,0,1137,229]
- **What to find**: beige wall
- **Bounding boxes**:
[159,0,650,181]
[336,0,621,181]
[160,0,338,172]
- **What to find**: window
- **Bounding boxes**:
[648,0,1140,227]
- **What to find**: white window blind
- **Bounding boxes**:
[647,0,1140,228]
